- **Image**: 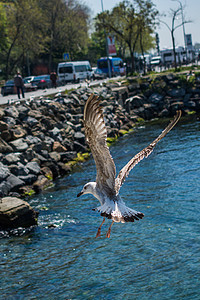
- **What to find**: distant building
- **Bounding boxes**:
[158,46,195,66]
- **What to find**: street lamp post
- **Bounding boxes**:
[101,0,111,78]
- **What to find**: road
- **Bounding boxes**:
[0,78,110,106]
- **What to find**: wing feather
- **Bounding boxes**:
[115,110,182,194]
[84,94,116,197]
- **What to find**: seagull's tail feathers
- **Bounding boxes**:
[93,201,144,223]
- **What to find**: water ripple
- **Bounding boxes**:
[1,118,200,299]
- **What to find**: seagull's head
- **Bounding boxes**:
[77,182,96,197]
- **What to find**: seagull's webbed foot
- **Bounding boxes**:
[106,220,114,238]
[95,218,105,238]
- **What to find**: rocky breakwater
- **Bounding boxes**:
[0,86,141,202]
[0,86,137,228]
[112,72,200,120]
[0,72,200,228]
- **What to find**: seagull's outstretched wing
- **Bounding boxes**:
[115,110,182,194]
[84,94,116,197]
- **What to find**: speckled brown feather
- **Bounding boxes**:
[84,94,116,198]
[115,110,182,194]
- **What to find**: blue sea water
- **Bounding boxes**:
[0,116,200,300]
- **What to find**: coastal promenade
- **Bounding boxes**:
[0,78,110,106]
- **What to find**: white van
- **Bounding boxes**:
[57,61,92,83]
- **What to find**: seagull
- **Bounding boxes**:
[77,94,181,238]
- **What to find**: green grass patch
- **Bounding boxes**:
[23,189,35,197]
[187,110,196,115]
[136,117,145,123]
[74,152,88,162]
[107,135,118,147]
[119,129,129,135]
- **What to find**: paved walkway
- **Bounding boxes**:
[0,79,108,106]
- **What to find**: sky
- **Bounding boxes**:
[84,0,200,51]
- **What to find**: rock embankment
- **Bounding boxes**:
[0,72,199,203]
[0,197,38,229]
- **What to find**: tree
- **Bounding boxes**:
[38,0,67,70]
[2,0,45,78]
[95,0,158,72]
[0,3,8,53]
[38,0,91,67]
[88,31,107,65]
[159,2,191,70]
[0,0,91,78]
[135,0,157,74]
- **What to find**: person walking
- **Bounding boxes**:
[50,71,57,88]
[14,71,25,99]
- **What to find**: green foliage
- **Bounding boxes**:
[195,71,200,77]
[94,0,158,71]
[88,31,107,64]
[178,74,195,87]
[1,0,47,78]
[0,0,91,78]
[0,3,8,52]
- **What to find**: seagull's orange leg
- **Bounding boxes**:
[106,220,114,238]
[96,218,105,238]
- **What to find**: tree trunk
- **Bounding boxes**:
[129,46,135,73]
[140,34,146,75]
[172,31,177,71]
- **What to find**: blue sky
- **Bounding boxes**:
[85,0,200,50]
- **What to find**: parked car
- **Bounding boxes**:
[31,74,63,89]
[23,76,37,92]
[92,68,107,80]
[1,80,15,96]
[1,77,37,96]
[23,76,35,84]
[31,75,52,89]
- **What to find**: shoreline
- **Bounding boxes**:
[0,73,200,228]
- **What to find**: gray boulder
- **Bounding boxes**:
[0,181,11,197]
[26,161,41,175]
[73,141,87,153]
[59,151,77,162]
[0,162,10,180]
[2,116,16,126]
[0,137,13,153]
[19,174,37,185]
[149,93,164,104]
[8,162,29,176]
[49,127,61,138]
[10,125,27,140]
[49,151,61,162]
[25,135,42,145]
[42,136,54,152]
[0,120,8,131]
[9,138,29,152]
[0,129,12,142]
[33,175,51,193]
[17,105,30,119]
[4,106,19,118]
[23,116,39,127]
[6,174,25,191]
[74,131,85,144]
[0,197,38,228]
[23,148,35,162]
[31,142,43,153]
[168,88,185,98]
[2,153,21,165]
[0,108,5,119]
[28,109,43,119]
